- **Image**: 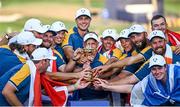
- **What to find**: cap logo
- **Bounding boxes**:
[107,30,112,34]
[131,26,136,31]
[152,31,157,35]
[81,9,86,13]
[153,58,158,62]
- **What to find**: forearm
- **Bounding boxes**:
[64,59,76,72]
[105,84,133,93]
[110,75,138,85]
[46,72,79,81]
[63,47,74,61]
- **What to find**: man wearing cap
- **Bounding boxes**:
[0,48,91,106]
[98,29,122,59]
[62,8,91,63]
[106,30,179,86]
[23,18,49,39]
[41,26,91,81]
[95,25,151,78]
[51,21,68,62]
[0,31,42,77]
[151,15,180,46]
[94,55,180,106]
[69,32,110,100]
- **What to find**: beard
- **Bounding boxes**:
[134,40,147,50]
[153,46,166,55]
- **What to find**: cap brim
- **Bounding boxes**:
[47,56,57,60]
[32,38,42,45]
[36,26,49,33]
[76,15,91,19]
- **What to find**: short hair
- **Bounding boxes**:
[151,15,167,26]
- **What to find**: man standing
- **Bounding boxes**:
[62,8,91,61]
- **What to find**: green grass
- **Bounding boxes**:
[164,0,180,15]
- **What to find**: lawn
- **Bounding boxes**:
[0,0,179,36]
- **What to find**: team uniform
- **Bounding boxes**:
[122,46,152,74]
[131,64,180,106]
[0,45,26,77]
[46,48,65,72]
[135,53,180,81]
[0,64,30,106]
[54,44,67,63]
[62,27,85,50]
[98,45,122,59]
[73,53,110,100]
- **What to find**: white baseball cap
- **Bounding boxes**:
[8,35,18,45]
[118,29,130,39]
[149,55,166,68]
[102,29,117,40]
[129,24,146,36]
[31,48,57,61]
[23,18,48,33]
[50,21,68,32]
[17,31,42,45]
[84,32,99,42]
[148,30,166,41]
[75,8,91,19]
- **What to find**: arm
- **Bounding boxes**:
[67,78,91,92]
[93,78,133,93]
[110,74,139,85]
[46,68,92,81]
[63,46,74,61]
[95,54,145,73]
[2,82,23,106]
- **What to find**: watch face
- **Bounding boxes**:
[5,34,9,39]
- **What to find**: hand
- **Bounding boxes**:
[93,64,111,75]
[93,78,109,91]
[74,78,91,90]
[174,45,180,55]
[77,68,92,80]
[73,48,83,61]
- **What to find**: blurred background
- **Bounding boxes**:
[0,0,180,36]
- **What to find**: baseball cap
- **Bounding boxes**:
[50,21,68,32]
[17,31,42,45]
[84,32,99,42]
[8,35,18,45]
[75,8,91,19]
[23,18,48,33]
[148,30,166,41]
[31,48,57,61]
[118,29,130,39]
[102,29,117,40]
[149,55,166,68]
[129,24,146,37]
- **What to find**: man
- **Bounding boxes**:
[108,30,180,85]
[0,48,90,106]
[41,27,91,81]
[94,55,180,106]
[71,32,109,100]
[62,8,91,61]
[23,18,49,39]
[51,21,68,62]
[95,24,151,77]
[151,15,180,46]
[0,31,42,77]
[98,29,122,59]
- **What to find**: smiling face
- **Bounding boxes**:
[151,65,167,81]
[101,37,115,51]
[119,38,133,52]
[152,17,167,34]
[53,31,66,44]
[42,32,53,48]
[76,15,91,31]
[129,32,147,50]
[151,37,166,55]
